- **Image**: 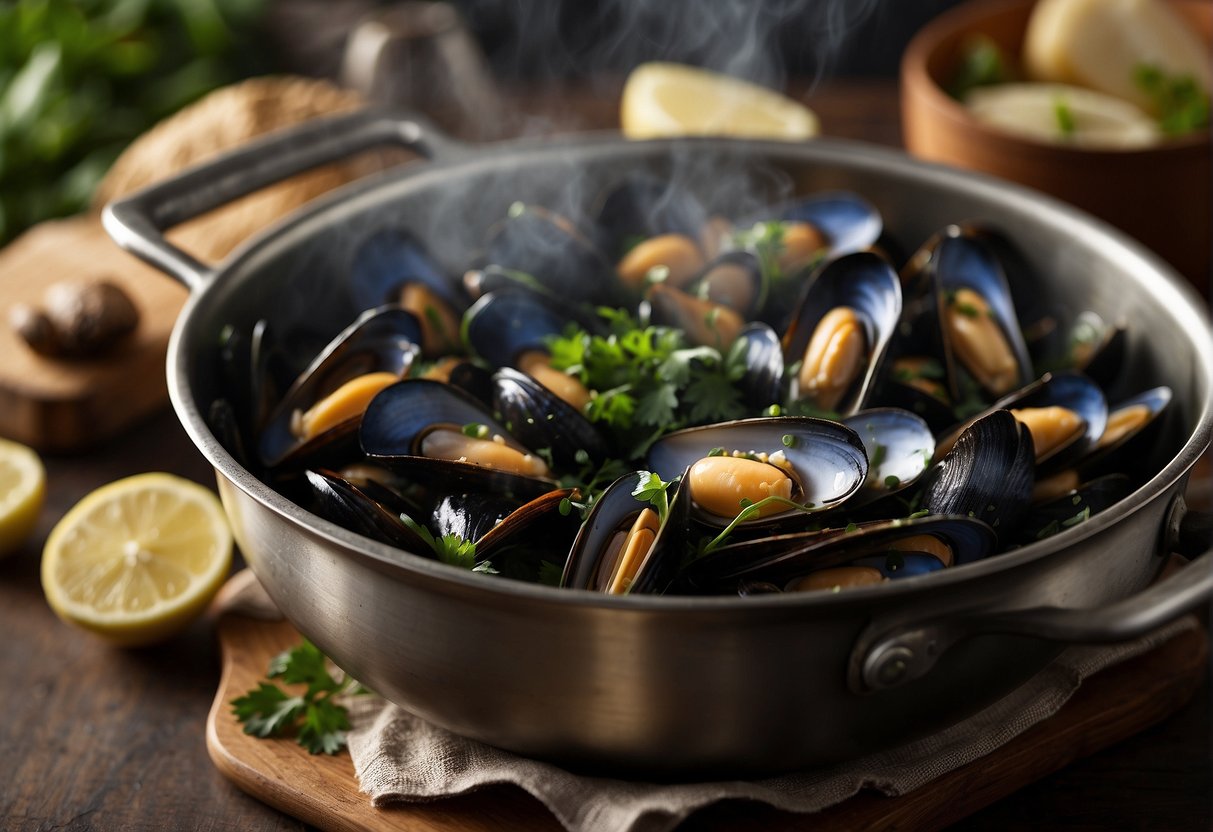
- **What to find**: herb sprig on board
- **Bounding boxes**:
[232,640,366,755]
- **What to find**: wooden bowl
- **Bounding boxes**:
[902,0,1211,287]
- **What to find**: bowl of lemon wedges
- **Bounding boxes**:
[902,0,1211,283]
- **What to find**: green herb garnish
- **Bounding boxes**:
[232,640,365,755]
[400,514,479,570]
[1053,97,1076,138]
[1134,64,1211,135]
[949,34,1012,100]
[631,471,674,523]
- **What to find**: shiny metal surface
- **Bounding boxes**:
[105,112,1213,776]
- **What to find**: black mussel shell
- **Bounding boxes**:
[591,174,710,259]
[736,323,785,408]
[646,417,868,527]
[493,368,608,468]
[350,227,464,312]
[921,410,1034,546]
[1018,473,1132,545]
[681,514,997,594]
[775,190,882,257]
[305,469,430,554]
[995,371,1108,473]
[432,492,521,546]
[930,225,1033,400]
[446,360,496,407]
[481,205,617,307]
[782,251,903,416]
[208,398,252,472]
[562,472,692,595]
[259,307,423,468]
[1079,386,1171,477]
[361,379,556,500]
[463,287,594,368]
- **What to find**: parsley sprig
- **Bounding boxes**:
[400,514,496,573]
[631,471,674,523]
[546,309,748,456]
[232,640,365,755]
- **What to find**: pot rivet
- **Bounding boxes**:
[872,645,915,688]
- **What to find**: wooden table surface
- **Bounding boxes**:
[2,78,1211,831]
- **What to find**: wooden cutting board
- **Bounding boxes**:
[206,570,1208,831]
[0,215,187,452]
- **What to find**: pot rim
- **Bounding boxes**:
[167,131,1213,613]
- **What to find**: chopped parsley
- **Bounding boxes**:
[1053,97,1076,138]
[1134,64,1210,136]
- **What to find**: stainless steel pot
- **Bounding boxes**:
[104,111,1213,777]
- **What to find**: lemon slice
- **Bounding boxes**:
[966,83,1161,148]
[0,438,46,558]
[42,473,233,647]
[621,62,819,140]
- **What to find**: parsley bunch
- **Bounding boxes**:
[232,640,365,755]
[546,308,749,457]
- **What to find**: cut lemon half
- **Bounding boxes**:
[42,473,233,647]
[0,438,46,558]
[621,62,820,140]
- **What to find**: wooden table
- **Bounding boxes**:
[2,79,1210,831]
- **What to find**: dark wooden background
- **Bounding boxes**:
[2,76,1211,831]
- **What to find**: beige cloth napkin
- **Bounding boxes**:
[346,617,1196,832]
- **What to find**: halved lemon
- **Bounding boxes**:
[42,473,233,647]
[621,62,820,140]
[0,438,46,558]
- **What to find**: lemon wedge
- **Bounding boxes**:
[621,62,820,140]
[42,473,233,647]
[0,438,46,558]
[966,83,1161,148]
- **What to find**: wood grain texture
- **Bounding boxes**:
[207,573,1208,832]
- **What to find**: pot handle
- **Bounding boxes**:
[102,109,461,292]
[851,500,1213,693]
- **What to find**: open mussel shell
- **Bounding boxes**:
[304,469,430,554]
[1019,473,1132,545]
[841,408,935,506]
[782,251,903,416]
[765,190,883,257]
[360,379,556,500]
[921,410,1034,547]
[684,251,766,319]
[349,227,465,313]
[258,307,423,469]
[434,487,579,561]
[1080,386,1171,475]
[463,287,590,368]
[493,368,608,468]
[1028,310,1127,388]
[562,472,692,595]
[997,371,1107,472]
[736,323,785,408]
[480,204,617,307]
[680,514,997,594]
[929,225,1033,400]
[591,174,710,259]
[646,417,868,527]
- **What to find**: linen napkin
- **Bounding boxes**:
[345,617,1197,832]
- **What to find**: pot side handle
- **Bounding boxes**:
[102,109,460,292]
[851,501,1213,694]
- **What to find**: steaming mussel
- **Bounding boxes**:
[735,323,784,407]
[646,417,868,528]
[463,288,598,413]
[781,251,902,415]
[646,282,747,350]
[562,471,692,594]
[927,226,1033,399]
[1029,310,1128,388]
[1021,473,1132,544]
[360,379,555,500]
[259,307,424,470]
[433,487,581,562]
[592,174,711,261]
[679,515,997,595]
[493,367,609,468]
[480,204,617,306]
[350,228,467,356]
